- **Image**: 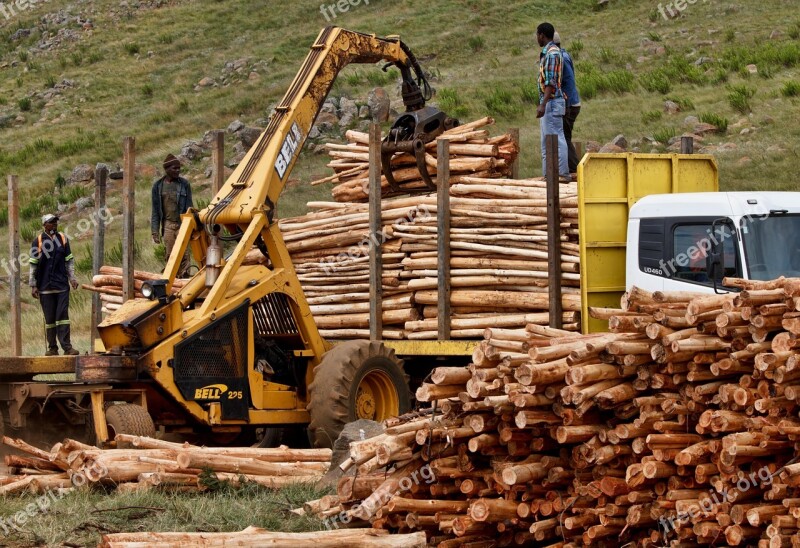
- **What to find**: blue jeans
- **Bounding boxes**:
[540,97,569,178]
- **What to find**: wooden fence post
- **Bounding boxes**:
[368,124,383,341]
[8,175,22,356]
[509,128,520,180]
[681,136,694,154]
[122,137,135,303]
[91,165,108,348]
[546,135,563,329]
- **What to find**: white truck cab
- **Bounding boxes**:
[626,192,800,293]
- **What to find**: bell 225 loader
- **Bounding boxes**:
[75,26,457,448]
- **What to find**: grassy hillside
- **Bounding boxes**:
[1,0,799,354]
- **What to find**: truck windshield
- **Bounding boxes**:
[741,214,800,280]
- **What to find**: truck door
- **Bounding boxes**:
[632,217,742,294]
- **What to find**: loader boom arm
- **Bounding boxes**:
[201,27,425,228]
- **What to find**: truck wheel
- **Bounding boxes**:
[307,341,411,449]
[105,404,156,448]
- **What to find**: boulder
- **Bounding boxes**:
[181,141,205,161]
[68,164,94,184]
[367,87,391,122]
[239,126,263,148]
[693,123,719,136]
[610,134,628,149]
[74,196,94,213]
[227,119,245,133]
[338,97,358,127]
[585,140,602,153]
[664,100,680,114]
[320,419,385,487]
[197,76,215,88]
[599,144,625,153]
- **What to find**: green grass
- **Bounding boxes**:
[0,483,329,547]
[667,96,695,111]
[467,36,485,53]
[484,86,523,118]
[782,81,800,97]
[577,62,636,99]
[728,84,755,113]
[641,110,662,124]
[653,126,676,145]
[436,88,470,119]
[699,112,729,133]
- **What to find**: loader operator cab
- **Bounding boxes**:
[627,192,800,294]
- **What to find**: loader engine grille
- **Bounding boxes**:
[252,293,299,336]
[174,301,249,380]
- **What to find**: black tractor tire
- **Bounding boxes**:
[105,404,156,448]
[307,340,411,449]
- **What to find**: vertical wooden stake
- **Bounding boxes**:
[91,165,108,348]
[122,137,136,303]
[509,128,520,180]
[8,175,22,356]
[437,138,452,341]
[212,130,225,195]
[546,135,563,329]
[681,136,694,154]
[368,124,383,341]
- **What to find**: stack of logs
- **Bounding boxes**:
[328,277,800,547]
[313,117,518,202]
[89,117,581,338]
[0,434,329,495]
[280,184,581,340]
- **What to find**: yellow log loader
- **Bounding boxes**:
[68,27,457,448]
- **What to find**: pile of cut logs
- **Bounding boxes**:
[0,434,329,495]
[280,183,580,340]
[312,117,518,202]
[323,278,800,547]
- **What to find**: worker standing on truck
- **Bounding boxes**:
[554,31,581,174]
[536,22,569,180]
[29,214,80,356]
[151,154,193,277]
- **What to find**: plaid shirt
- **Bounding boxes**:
[538,41,564,102]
